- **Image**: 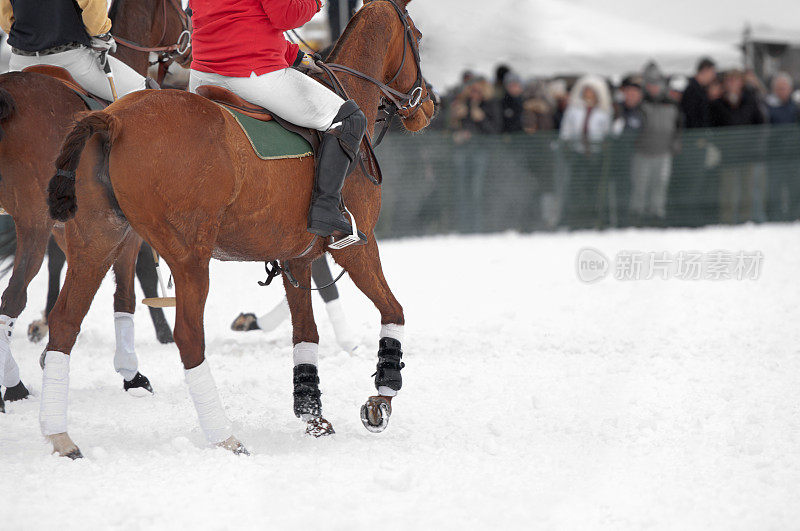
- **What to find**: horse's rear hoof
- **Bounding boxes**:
[305,416,335,437]
[231,312,259,332]
[27,319,48,343]
[4,381,30,402]
[48,433,83,459]
[360,396,393,433]
[124,372,153,395]
[217,436,250,455]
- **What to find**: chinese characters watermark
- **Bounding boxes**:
[576,248,763,283]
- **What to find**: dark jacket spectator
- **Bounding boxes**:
[449,78,501,138]
[766,73,800,125]
[710,89,765,127]
[501,73,524,133]
[614,75,644,133]
[681,58,716,128]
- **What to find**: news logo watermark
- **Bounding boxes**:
[576,248,763,283]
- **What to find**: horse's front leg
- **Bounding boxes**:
[282,259,334,437]
[331,239,404,433]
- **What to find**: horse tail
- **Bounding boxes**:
[0,216,17,277]
[48,111,120,222]
[0,86,17,141]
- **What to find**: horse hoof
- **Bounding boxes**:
[48,433,83,459]
[360,396,393,433]
[305,416,335,437]
[27,319,48,343]
[231,313,259,332]
[124,372,153,394]
[217,436,250,456]
[4,381,30,402]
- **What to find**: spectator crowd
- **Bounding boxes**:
[428,58,800,230]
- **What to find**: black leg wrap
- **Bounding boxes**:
[293,364,322,418]
[374,338,404,392]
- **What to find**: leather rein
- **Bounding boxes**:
[295,0,429,150]
[111,0,193,81]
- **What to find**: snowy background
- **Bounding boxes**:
[3,225,800,529]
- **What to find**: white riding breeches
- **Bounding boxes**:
[189,67,345,132]
[9,47,146,101]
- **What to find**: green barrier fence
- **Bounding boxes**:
[373,124,800,238]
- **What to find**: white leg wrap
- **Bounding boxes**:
[293,342,319,367]
[184,360,232,444]
[0,315,19,387]
[0,315,20,387]
[40,351,70,436]
[113,312,138,381]
[256,297,290,332]
[326,299,358,353]
[380,323,404,343]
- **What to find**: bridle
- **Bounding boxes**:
[111,0,193,83]
[300,0,430,147]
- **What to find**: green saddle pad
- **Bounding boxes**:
[221,106,313,160]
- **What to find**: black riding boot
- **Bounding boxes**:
[308,100,368,244]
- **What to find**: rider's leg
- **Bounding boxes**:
[190,68,367,239]
[8,48,146,99]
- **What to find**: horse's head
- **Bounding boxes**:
[164,0,193,68]
[369,0,435,132]
[110,0,192,80]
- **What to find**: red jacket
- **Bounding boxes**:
[189,0,321,77]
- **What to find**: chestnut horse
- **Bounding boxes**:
[44,0,433,456]
[0,0,191,406]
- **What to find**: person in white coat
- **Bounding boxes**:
[558,75,612,228]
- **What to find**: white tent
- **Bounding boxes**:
[412,0,741,89]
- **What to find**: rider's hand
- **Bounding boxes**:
[297,53,323,74]
[90,33,117,53]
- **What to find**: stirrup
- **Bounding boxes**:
[328,207,366,250]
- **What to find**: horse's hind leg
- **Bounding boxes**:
[0,221,50,406]
[136,242,174,344]
[170,259,248,454]
[330,240,405,433]
[282,259,334,437]
[43,224,132,458]
[27,236,64,344]
[111,235,153,394]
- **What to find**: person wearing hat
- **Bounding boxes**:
[628,61,681,226]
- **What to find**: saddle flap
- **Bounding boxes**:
[22,65,110,109]
[195,85,274,122]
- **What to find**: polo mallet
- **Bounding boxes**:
[98,50,118,101]
[142,247,177,308]
[98,50,175,308]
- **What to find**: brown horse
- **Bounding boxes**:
[44,0,433,457]
[0,0,191,409]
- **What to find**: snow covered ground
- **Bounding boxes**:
[2,225,800,529]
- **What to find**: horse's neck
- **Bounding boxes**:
[110,0,161,76]
[327,42,389,139]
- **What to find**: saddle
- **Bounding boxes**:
[196,85,381,183]
[22,65,110,110]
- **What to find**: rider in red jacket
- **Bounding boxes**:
[189,0,367,245]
